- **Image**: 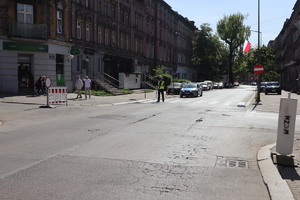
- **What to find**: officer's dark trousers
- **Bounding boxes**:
[157,89,164,102]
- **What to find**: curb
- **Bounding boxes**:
[257,143,295,200]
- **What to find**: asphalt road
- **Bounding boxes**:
[0,85,298,200]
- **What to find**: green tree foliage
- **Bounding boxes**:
[217,13,251,83]
[244,45,279,81]
[152,65,172,87]
[192,23,227,81]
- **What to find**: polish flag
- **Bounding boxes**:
[243,40,251,53]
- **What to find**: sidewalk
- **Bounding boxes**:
[0,90,158,106]
[252,90,300,200]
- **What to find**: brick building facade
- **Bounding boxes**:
[271,0,300,92]
[0,0,196,94]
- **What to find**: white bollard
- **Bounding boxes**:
[276,98,297,155]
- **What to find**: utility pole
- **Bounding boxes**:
[256,0,262,103]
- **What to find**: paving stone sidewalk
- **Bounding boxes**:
[252,90,300,200]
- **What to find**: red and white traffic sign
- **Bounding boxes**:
[45,76,52,88]
[254,64,264,75]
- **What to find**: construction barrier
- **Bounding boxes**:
[48,87,68,106]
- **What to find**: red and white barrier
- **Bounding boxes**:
[48,87,68,106]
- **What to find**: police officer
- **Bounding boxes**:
[157,76,165,102]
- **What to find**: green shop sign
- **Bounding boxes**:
[70,48,80,55]
[3,42,48,52]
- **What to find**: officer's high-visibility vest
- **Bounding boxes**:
[157,81,165,89]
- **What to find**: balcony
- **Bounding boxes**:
[8,21,47,40]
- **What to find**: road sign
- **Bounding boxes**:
[45,76,52,88]
[254,64,264,75]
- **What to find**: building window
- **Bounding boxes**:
[77,21,82,39]
[105,1,110,16]
[98,1,102,13]
[120,33,124,49]
[57,10,63,34]
[105,29,109,45]
[125,35,129,50]
[17,3,33,24]
[98,27,102,44]
[86,23,90,41]
[56,54,64,75]
[111,4,116,19]
[112,31,116,47]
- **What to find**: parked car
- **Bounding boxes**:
[166,82,182,95]
[180,83,203,98]
[199,82,208,91]
[213,82,219,89]
[233,82,239,86]
[204,80,213,90]
[265,81,281,95]
[218,82,224,89]
[224,82,233,88]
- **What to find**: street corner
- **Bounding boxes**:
[258,143,295,200]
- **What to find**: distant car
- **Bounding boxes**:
[250,82,257,86]
[213,82,219,89]
[265,81,281,95]
[199,82,208,91]
[180,83,203,98]
[233,82,239,86]
[224,82,233,88]
[218,82,224,89]
[166,82,182,95]
[204,80,213,90]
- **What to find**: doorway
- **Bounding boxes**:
[18,63,34,94]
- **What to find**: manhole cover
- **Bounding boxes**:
[227,160,248,168]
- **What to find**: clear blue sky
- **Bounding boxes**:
[164,0,296,46]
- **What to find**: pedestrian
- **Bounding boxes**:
[157,76,165,102]
[35,76,43,95]
[41,76,46,95]
[84,76,91,99]
[75,75,83,99]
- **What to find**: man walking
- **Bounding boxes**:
[84,76,91,99]
[157,76,165,102]
[75,75,83,99]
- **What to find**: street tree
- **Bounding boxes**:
[244,45,279,81]
[192,23,227,81]
[217,13,251,84]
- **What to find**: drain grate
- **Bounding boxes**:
[227,160,248,168]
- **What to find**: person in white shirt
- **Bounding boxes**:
[75,75,83,99]
[84,76,91,99]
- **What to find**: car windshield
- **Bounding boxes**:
[183,84,197,88]
[267,82,279,86]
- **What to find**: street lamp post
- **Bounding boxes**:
[256,0,262,103]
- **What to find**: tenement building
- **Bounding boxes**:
[0,0,196,94]
[271,0,300,92]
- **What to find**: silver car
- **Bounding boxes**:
[180,83,203,98]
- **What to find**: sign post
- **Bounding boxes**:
[254,64,264,103]
[45,77,52,108]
